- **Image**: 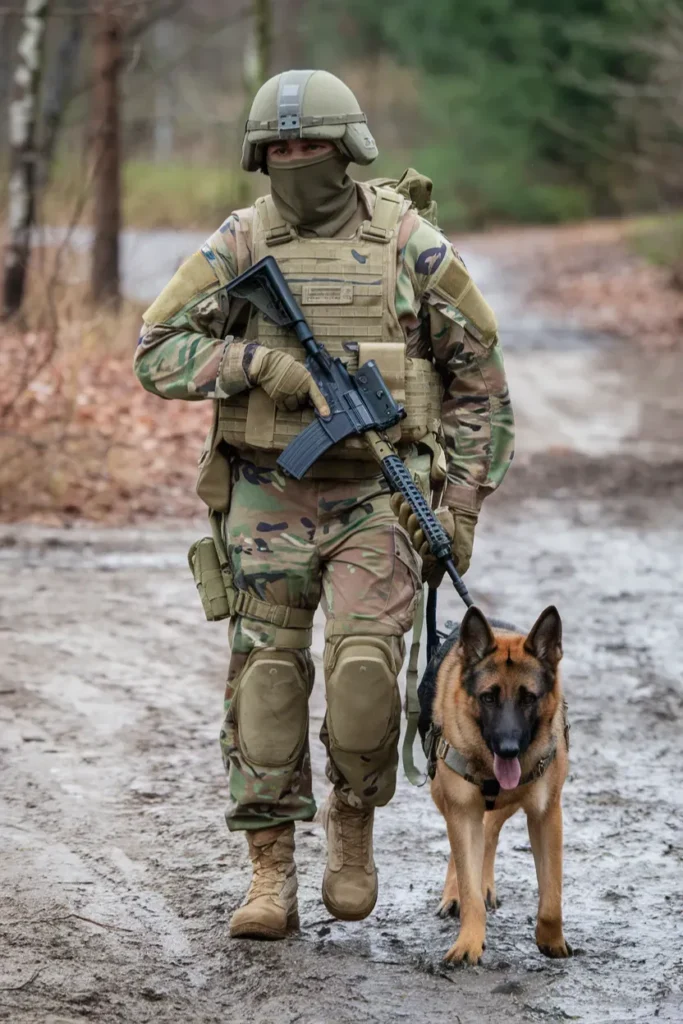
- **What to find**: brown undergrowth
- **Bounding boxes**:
[466,218,683,348]
[0,261,210,524]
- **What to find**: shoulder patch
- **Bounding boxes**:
[142,250,219,325]
[429,250,498,344]
[415,241,447,276]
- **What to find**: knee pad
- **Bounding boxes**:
[324,635,402,768]
[235,648,311,768]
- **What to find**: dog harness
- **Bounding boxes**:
[400,594,571,800]
[431,731,559,811]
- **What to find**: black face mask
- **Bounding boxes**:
[267,150,357,236]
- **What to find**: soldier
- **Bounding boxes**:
[134,69,514,940]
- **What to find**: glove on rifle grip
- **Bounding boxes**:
[382,455,452,560]
[382,454,473,607]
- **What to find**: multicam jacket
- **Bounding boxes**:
[134,184,514,512]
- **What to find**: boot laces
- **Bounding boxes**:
[337,805,371,868]
[248,834,293,900]
[249,864,289,900]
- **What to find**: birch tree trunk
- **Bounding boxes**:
[90,0,122,307]
[2,0,50,320]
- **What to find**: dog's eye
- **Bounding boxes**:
[520,691,538,706]
[480,692,496,706]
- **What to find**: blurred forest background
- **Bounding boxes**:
[1,0,682,522]
[2,0,683,228]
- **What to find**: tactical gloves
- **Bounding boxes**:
[390,492,478,587]
[246,344,330,416]
[217,341,330,416]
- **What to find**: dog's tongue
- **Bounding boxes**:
[493,755,521,790]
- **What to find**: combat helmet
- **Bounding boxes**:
[241,69,378,172]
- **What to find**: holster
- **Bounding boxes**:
[188,510,237,622]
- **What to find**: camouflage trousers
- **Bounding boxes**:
[220,457,421,831]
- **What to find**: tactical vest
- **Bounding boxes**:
[217,186,444,462]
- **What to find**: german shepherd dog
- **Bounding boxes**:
[418,605,570,965]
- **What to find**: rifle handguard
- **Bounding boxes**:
[381,455,451,560]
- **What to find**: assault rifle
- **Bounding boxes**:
[225,255,473,608]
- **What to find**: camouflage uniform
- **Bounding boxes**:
[135,189,514,831]
[136,200,513,504]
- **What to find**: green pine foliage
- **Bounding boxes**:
[309,0,679,226]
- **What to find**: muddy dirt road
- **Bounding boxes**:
[1,236,682,1023]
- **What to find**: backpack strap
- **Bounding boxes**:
[254,194,296,246]
[360,185,404,243]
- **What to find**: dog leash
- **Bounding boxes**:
[402,587,447,787]
[426,586,441,662]
[402,588,426,786]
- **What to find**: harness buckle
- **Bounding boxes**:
[481,777,501,811]
[359,224,391,243]
[265,224,296,246]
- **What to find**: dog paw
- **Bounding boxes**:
[483,887,500,911]
[443,934,485,965]
[538,939,573,959]
[436,897,460,919]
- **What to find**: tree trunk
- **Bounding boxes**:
[281,0,305,68]
[244,0,272,95]
[2,0,50,321]
[90,1,122,308]
[153,19,175,163]
[0,13,16,131]
[39,5,84,187]
[254,0,272,87]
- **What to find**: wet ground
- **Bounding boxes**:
[1,231,682,1023]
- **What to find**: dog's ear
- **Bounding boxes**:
[524,605,563,667]
[458,606,496,665]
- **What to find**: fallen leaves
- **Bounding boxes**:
[0,300,210,524]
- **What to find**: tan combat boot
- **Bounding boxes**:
[321,791,377,921]
[229,824,299,939]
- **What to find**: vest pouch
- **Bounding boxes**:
[358,342,406,404]
[219,392,250,448]
[196,440,232,512]
[197,404,232,512]
[245,387,278,449]
[244,387,324,454]
[400,358,443,442]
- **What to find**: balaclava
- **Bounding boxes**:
[267,149,358,238]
